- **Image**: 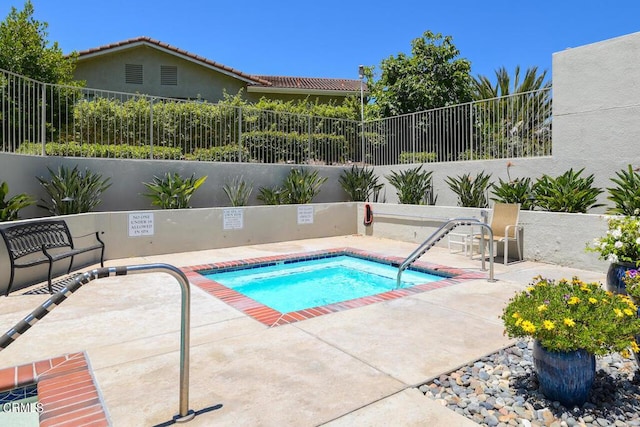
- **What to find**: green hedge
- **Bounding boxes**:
[17,142,183,159]
[185,145,249,162]
[399,151,437,164]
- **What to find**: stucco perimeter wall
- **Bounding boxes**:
[552,31,640,203]
[0,203,357,294]
[0,153,350,219]
[356,203,610,273]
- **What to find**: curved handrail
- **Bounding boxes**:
[396,218,495,287]
[0,263,195,423]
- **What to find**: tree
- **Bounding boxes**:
[0,0,76,83]
[472,66,550,99]
[471,66,552,158]
[368,31,473,117]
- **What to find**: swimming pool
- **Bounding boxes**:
[187,248,481,326]
[202,254,443,313]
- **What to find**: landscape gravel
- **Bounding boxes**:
[419,340,640,427]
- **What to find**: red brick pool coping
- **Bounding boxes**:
[0,351,109,426]
[182,247,485,327]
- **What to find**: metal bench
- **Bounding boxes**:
[0,220,105,295]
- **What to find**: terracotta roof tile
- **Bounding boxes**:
[250,75,365,92]
[76,37,363,93]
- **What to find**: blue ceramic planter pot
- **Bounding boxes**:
[532,340,596,407]
[606,261,637,294]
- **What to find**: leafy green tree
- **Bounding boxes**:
[368,31,473,117]
[0,1,77,83]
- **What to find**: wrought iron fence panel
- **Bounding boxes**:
[1,68,551,165]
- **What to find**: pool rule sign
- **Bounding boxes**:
[297,205,314,224]
[128,212,155,236]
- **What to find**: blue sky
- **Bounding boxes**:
[5,1,640,82]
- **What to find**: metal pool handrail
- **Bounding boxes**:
[396,218,495,287]
[0,263,195,423]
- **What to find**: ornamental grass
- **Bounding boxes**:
[501,276,640,356]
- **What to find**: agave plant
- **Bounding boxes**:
[143,172,207,209]
[491,177,534,210]
[282,168,328,204]
[385,165,436,205]
[532,168,604,213]
[607,164,640,215]
[223,176,253,207]
[445,171,492,208]
[257,168,328,205]
[37,165,111,215]
[0,181,35,221]
[338,165,383,202]
[256,187,285,205]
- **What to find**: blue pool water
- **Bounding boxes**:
[204,255,443,313]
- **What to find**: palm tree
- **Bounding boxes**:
[471,66,552,158]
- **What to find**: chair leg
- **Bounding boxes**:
[504,239,509,266]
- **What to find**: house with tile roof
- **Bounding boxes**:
[73,37,364,104]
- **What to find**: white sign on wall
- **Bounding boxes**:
[128,212,154,237]
[297,205,314,224]
[223,208,244,230]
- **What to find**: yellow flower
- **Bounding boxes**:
[624,308,634,316]
[568,296,581,305]
[521,320,536,333]
[614,308,624,317]
[621,349,631,359]
[563,318,576,327]
[588,297,598,304]
[515,318,523,326]
[527,287,536,293]
[537,304,548,312]
[631,341,640,353]
[543,320,555,330]
[512,312,521,319]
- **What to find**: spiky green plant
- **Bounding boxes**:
[338,165,383,202]
[37,165,111,215]
[257,168,328,205]
[282,168,328,204]
[385,165,436,205]
[491,177,534,210]
[143,172,207,209]
[0,181,35,221]
[532,168,604,213]
[223,176,253,207]
[256,187,285,205]
[445,171,492,207]
[607,164,640,215]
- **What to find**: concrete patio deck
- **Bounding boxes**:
[0,235,606,426]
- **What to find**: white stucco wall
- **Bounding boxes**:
[0,203,358,294]
[552,31,640,207]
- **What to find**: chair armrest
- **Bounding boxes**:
[504,224,522,239]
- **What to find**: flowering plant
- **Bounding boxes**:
[586,215,640,265]
[501,276,640,356]
[622,269,640,301]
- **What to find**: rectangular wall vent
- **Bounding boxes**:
[125,64,143,84]
[161,65,178,85]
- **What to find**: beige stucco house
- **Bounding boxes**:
[73,36,363,104]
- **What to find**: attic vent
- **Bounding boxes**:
[125,64,143,84]
[161,65,178,86]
